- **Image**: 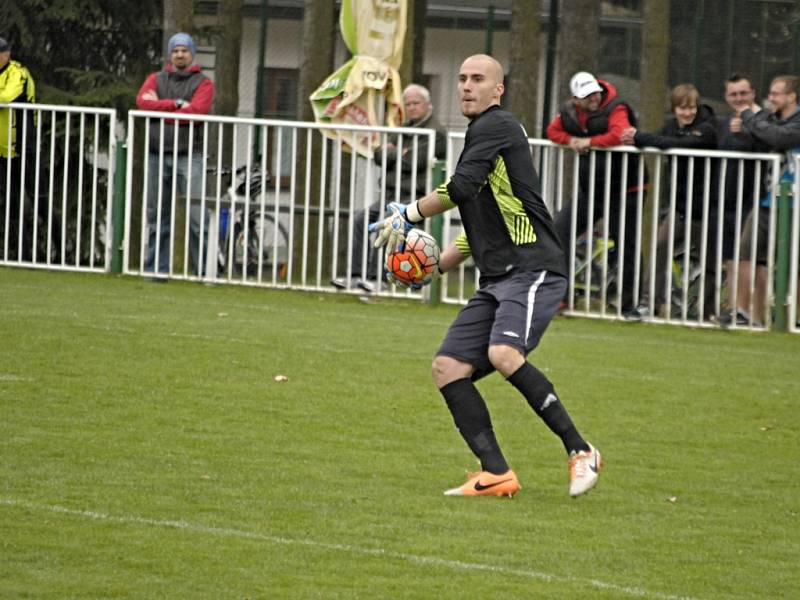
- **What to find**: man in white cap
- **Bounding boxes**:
[547,71,645,315]
[136,32,214,277]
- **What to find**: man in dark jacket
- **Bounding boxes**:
[136,32,215,277]
[620,84,718,320]
[547,72,646,314]
[711,74,762,324]
[720,75,800,327]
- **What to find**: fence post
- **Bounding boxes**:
[773,180,792,332]
[428,159,446,306]
[111,141,127,274]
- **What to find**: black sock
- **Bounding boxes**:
[439,378,509,474]
[507,362,589,455]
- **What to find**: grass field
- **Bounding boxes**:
[2,267,799,599]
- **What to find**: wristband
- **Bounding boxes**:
[406,200,423,223]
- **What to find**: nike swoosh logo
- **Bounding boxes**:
[474,478,513,491]
[589,457,599,473]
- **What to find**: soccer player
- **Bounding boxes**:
[371,54,601,498]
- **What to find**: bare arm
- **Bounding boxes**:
[438,243,469,273]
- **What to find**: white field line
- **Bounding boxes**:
[1,497,698,600]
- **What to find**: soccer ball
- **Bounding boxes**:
[386,229,440,286]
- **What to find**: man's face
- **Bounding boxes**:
[767,80,796,116]
[458,57,503,118]
[574,91,601,113]
[0,51,10,69]
[170,46,193,71]
[403,90,430,122]
[724,80,755,113]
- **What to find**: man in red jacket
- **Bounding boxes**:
[547,72,645,314]
[136,32,214,277]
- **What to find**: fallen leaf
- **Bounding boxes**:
[274,375,289,382]
[668,496,678,503]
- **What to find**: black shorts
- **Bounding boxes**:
[437,270,567,381]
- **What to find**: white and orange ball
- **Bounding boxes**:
[386,229,440,286]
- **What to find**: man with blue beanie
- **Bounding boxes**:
[136,32,214,277]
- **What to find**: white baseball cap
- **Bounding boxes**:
[570,72,603,99]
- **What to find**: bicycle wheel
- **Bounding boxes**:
[244,209,289,279]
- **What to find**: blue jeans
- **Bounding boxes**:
[144,153,208,275]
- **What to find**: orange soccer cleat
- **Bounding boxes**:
[443,469,521,498]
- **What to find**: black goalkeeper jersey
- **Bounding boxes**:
[440,105,567,278]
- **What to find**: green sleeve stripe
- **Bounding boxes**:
[488,156,537,245]
[453,231,471,257]
[436,181,457,211]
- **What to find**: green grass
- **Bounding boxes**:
[1,267,799,599]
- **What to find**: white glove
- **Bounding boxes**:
[369,202,415,252]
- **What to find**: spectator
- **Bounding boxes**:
[547,71,646,314]
[136,32,214,277]
[718,75,800,327]
[331,83,446,292]
[0,37,54,262]
[710,74,762,323]
[621,84,718,320]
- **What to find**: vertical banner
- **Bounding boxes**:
[310,0,407,157]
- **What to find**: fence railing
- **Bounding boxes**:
[442,131,792,332]
[2,104,796,334]
[0,102,116,271]
[123,110,437,299]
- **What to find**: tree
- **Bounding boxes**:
[640,1,670,132]
[401,0,427,89]
[215,0,244,118]
[507,0,540,137]
[558,0,601,100]
[0,0,161,110]
[297,0,336,123]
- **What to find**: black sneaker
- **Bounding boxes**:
[713,309,761,328]
[623,305,650,322]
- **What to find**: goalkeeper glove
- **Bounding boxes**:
[385,263,442,291]
[369,201,423,251]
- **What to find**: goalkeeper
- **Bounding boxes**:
[371,54,601,498]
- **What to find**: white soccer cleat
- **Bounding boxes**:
[568,443,602,497]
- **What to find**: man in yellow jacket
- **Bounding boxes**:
[0,37,41,262]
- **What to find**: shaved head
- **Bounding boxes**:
[462,54,505,84]
[458,54,505,118]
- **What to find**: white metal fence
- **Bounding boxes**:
[0,102,116,271]
[3,105,797,334]
[442,131,790,332]
[123,110,437,299]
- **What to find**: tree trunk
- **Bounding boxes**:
[640,0,671,132]
[508,0,540,137]
[296,0,337,275]
[162,0,194,52]
[401,0,427,89]
[215,0,243,118]
[558,0,601,100]
[297,0,336,122]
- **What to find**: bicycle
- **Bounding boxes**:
[208,164,289,280]
[571,225,708,317]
